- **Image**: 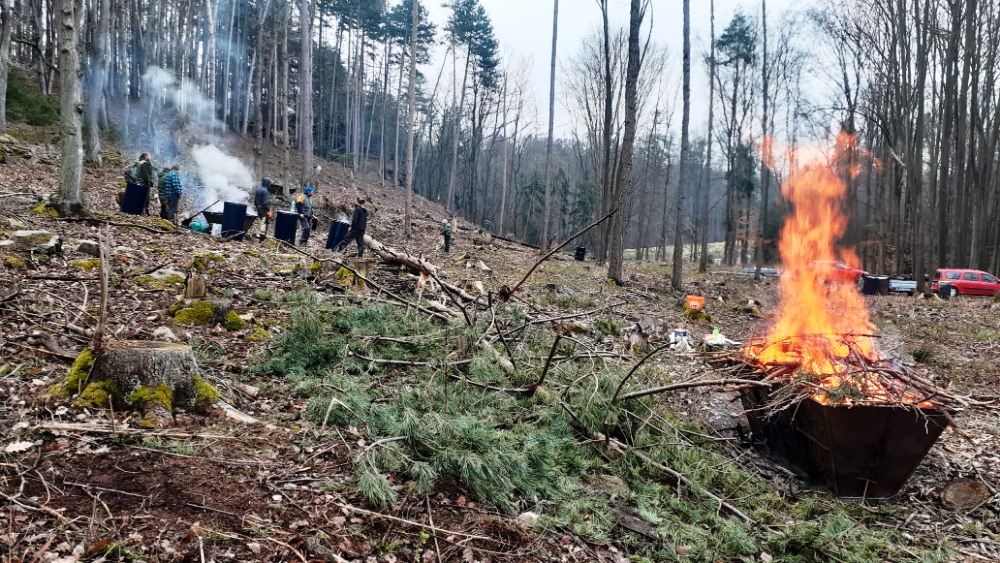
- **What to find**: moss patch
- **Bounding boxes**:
[684,308,713,323]
[309,260,323,273]
[32,203,59,217]
[128,383,173,412]
[151,218,176,232]
[137,274,185,290]
[191,253,227,271]
[48,349,94,398]
[224,310,246,331]
[173,301,215,325]
[335,266,365,287]
[74,380,121,409]
[71,259,101,272]
[246,327,271,342]
[2,255,25,269]
[192,375,220,410]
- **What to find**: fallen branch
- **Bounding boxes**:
[499,208,617,301]
[281,242,454,322]
[334,501,497,543]
[56,215,174,235]
[617,378,777,402]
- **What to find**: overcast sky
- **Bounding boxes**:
[422,0,803,138]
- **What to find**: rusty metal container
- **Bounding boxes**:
[741,386,949,497]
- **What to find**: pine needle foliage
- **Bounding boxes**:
[257,299,949,562]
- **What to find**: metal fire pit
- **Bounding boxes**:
[741,386,949,497]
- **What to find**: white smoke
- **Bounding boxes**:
[191,144,252,208]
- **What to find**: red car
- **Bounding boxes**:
[811,260,869,286]
[931,269,1000,297]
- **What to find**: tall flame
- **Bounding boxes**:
[742,135,922,405]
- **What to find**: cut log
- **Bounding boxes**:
[363,234,480,304]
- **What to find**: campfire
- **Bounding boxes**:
[715,135,965,497]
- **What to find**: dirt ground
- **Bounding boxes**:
[2,125,999,562]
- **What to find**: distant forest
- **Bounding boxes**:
[2,0,1000,289]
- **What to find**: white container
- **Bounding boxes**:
[211,223,222,237]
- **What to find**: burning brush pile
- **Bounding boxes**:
[710,136,973,497]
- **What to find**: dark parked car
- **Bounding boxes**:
[930,269,1000,297]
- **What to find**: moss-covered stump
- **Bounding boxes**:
[82,341,217,427]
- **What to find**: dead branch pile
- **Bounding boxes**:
[699,340,986,416]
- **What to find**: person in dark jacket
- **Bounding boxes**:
[135,153,156,215]
[162,165,183,223]
[253,178,273,241]
[156,166,170,218]
[295,186,315,246]
[338,197,368,257]
[440,219,452,252]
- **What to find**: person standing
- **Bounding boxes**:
[339,197,368,257]
[162,165,183,223]
[253,178,273,241]
[295,186,315,246]
[156,165,170,218]
[136,153,156,215]
[441,219,452,252]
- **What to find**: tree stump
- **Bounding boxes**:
[184,273,208,299]
[81,341,215,427]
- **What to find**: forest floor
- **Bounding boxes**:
[1,123,999,562]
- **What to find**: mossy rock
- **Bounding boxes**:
[71,259,101,272]
[2,255,25,269]
[309,260,323,273]
[73,380,121,409]
[173,301,216,325]
[48,349,94,398]
[224,310,246,331]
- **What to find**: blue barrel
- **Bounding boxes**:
[121,182,149,215]
[274,211,298,244]
[221,202,248,241]
[325,220,351,250]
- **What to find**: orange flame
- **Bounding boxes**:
[743,134,927,406]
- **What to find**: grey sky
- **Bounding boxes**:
[423,0,803,139]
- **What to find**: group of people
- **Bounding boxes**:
[123,152,455,254]
[119,152,184,224]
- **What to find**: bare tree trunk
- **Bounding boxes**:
[670,0,691,291]
[541,0,559,250]
[202,0,215,117]
[403,0,419,237]
[253,0,270,179]
[281,4,291,187]
[754,0,770,280]
[299,0,314,187]
[498,75,510,236]
[84,0,109,164]
[607,0,643,283]
[598,0,613,261]
[698,0,716,273]
[446,46,470,213]
[55,0,84,215]
[0,0,15,133]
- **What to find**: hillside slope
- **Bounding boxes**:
[1,124,998,562]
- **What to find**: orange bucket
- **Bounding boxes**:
[685,295,705,311]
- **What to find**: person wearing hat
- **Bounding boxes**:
[440,218,452,253]
[253,178,273,241]
[295,186,316,246]
[338,197,369,257]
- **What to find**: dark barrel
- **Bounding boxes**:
[574,247,586,261]
[121,183,149,215]
[876,276,890,295]
[863,276,891,295]
[938,282,952,300]
[326,220,351,250]
[274,211,298,244]
[221,202,248,241]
